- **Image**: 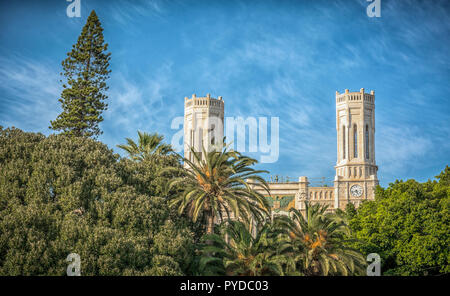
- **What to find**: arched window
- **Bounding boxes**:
[190,130,194,161]
[365,125,369,159]
[342,125,346,159]
[353,124,358,158]
[210,124,215,145]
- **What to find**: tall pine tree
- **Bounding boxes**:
[50,10,111,138]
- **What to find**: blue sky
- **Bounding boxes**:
[0,0,449,187]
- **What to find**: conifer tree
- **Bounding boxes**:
[50,10,111,138]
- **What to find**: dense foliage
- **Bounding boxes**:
[0,127,195,275]
[198,203,367,276]
[278,205,366,276]
[199,219,288,276]
[346,167,450,275]
[1,126,448,275]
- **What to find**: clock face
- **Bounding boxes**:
[350,185,363,197]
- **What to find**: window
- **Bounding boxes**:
[365,125,369,159]
[190,130,194,161]
[210,124,215,145]
[342,125,346,159]
[353,124,358,158]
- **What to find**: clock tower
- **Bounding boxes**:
[333,88,378,209]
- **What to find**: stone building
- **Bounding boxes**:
[183,89,378,215]
[183,93,224,166]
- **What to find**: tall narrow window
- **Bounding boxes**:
[210,124,215,145]
[342,125,346,159]
[190,130,194,161]
[365,125,369,159]
[353,124,358,158]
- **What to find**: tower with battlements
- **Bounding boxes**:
[183,94,224,164]
[249,88,379,215]
[333,88,378,209]
[182,89,379,215]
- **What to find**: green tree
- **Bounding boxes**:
[0,127,195,275]
[277,203,366,276]
[199,220,289,276]
[162,146,271,235]
[348,168,450,275]
[50,10,111,138]
[117,131,173,161]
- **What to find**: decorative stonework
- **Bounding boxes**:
[184,94,224,166]
[183,89,379,215]
[252,89,379,213]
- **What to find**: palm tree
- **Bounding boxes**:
[162,145,271,235]
[199,220,289,275]
[117,131,172,161]
[277,202,367,276]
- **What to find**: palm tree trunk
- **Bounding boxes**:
[206,210,215,235]
[205,210,215,250]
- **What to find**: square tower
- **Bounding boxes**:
[184,94,224,164]
[334,88,378,209]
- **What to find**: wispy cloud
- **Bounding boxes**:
[101,61,178,151]
[0,0,448,186]
[0,55,60,133]
[105,0,166,27]
[377,126,432,173]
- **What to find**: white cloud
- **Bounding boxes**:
[106,0,165,28]
[0,55,61,134]
[377,125,432,173]
[100,61,178,150]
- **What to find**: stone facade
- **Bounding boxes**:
[183,89,379,215]
[256,89,379,216]
[333,88,378,210]
[184,93,224,166]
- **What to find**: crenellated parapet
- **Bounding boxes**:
[336,88,375,104]
[184,93,224,108]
